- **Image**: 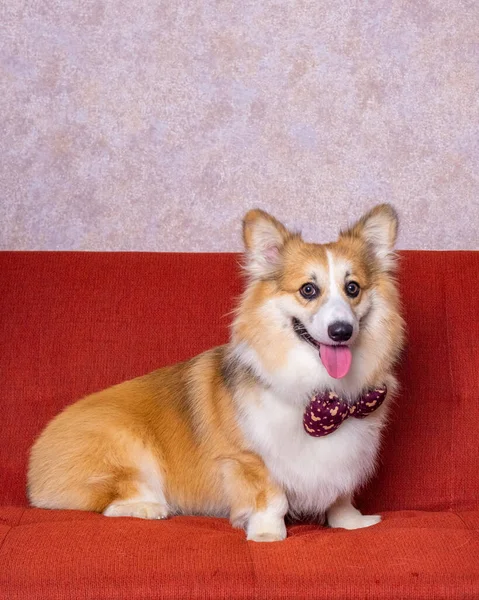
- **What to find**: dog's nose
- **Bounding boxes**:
[328,321,353,343]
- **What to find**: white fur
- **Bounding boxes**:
[327,495,381,529]
[233,245,396,521]
[103,500,168,519]
[309,252,357,344]
[236,383,387,518]
[246,494,288,542]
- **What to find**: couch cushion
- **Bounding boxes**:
[1,251,478,513]
[0,509,478,599]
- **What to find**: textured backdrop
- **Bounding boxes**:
[1,1,478,251]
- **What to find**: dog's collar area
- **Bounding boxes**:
[303,386,387,437]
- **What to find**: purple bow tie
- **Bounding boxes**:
[303,386,387,437]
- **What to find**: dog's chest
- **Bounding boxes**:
[239,389,384,514]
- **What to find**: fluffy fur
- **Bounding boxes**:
[28,205,405,541]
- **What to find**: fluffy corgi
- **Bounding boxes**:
[28,205,404,541]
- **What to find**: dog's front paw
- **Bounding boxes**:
[328,512,381,530]
[326,495,382,530]
[246,512,287,542]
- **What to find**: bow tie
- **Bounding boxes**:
[303,386,387,437]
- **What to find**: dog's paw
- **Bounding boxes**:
[248,530,286,542]
[328,513,381,530]
[103,501,168,520]
[246,513,287,542]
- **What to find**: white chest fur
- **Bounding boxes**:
[239,387,387,517]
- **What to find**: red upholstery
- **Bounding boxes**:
[1,251,478,598]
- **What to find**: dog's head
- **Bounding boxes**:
[233,205,404,392]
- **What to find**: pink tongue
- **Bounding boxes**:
[319,344,352,379]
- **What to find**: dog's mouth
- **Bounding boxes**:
[292,317,352,379]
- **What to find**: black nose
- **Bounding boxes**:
[328,321,353,342]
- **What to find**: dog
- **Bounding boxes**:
[28,205,405,541]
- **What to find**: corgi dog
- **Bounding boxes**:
[28,205,404,542]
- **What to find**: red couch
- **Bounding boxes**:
[1,251,478,599]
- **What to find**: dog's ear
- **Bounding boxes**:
[242,209,293,279]
[340,204,399,272]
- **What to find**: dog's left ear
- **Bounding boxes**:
[340,204,399,272]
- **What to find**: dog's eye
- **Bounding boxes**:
[300,282,319,300]
[345,281,360,298]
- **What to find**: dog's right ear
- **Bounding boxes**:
[242,209,292,279]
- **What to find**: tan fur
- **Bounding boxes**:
[28,348,283,522]
[28,205,404,539]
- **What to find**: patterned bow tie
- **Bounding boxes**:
[303,386,387,437]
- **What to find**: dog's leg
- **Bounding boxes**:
[245,494,288,542]
[103,446,169,520]
[103,480,169,520]
[326,495,381,529]
[221,452,288,542]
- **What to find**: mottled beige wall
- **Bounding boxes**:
[1,1,478,251]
